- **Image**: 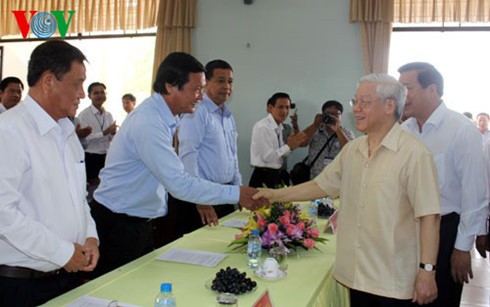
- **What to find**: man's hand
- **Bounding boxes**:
[196,204,219,226]
[252,188,275,204]
[63,243,89,272]
[290,113,299,133]
[327,117,341,134]
[239,186,268,211]
[81,237,99,272]
[412,270,438,305]
[287,131,308,150]
[76,124,92,138]
[475,235,488,258]
[103,121,118,136]
[313,114,323,126]
[451,248,473,284]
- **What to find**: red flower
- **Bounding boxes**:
[267,223,279,234]
[303,238,315,249]
[310,228,320,238]
[279,215,290,226]
[256,213,267,228]
[297,222,305,230]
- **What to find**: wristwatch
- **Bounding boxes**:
[419,263,437,271]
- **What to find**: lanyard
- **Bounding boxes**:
[93,110,105,132]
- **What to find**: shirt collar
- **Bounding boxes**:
[24,94,74,137]
[202,94,232,117]
[379,123,403,152]
[154,92,179,130]
[405,101,447,133]
[423,101,447,129]
[89,104,104,115]
[0,103,6,113]
[358,123,402,157]
[266,113,283,132]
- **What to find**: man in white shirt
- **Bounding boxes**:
[0,40,99,306]
[77,82,117,186]
[399,62,489,307]
[0,76,24,114]
[122,93,136,114]
[476,112,490,144]
[249,92,307,188]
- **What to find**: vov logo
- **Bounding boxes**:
[12,10,76,39]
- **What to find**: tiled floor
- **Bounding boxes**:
[460,249,490,307]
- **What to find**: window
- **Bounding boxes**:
[388,25,490,117]
[1,35,155,123]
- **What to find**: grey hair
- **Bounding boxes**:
[357,73,407,119]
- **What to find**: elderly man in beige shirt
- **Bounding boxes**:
[254,73,441,306]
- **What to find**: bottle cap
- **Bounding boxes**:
[251,229,260,235]
[160,283,172,292]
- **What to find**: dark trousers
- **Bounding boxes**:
[249,167,290,188]
[0,271,78,307]
[426,212,462,307]
[350,289,416,307]
[170,194,236,237]
[89,199,154,278]
[84,152,106,183]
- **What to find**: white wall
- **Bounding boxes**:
[193,0,364,183]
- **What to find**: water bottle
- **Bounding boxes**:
[309,201,319,226]
[247,229,262,269]
[154,283,176,307]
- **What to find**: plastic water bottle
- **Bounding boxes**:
[309,201,319,226]
[154,283,176,307]
[247,229,262,269]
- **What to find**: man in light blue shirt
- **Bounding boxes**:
[399,62,489,307]
[91,53,264,277]
[172,60,240,236]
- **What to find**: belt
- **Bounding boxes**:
[91,199,153,224]
[0,265,61,279]
[254,167,281,173]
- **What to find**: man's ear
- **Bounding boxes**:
[41,71,54,93]
[385,98,397,116]
[165,83,174,95]
[267,104,273,113]
[428,83,439,97]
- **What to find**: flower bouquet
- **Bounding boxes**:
[229,202,328,252]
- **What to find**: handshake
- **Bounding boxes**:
[238,186,275,210]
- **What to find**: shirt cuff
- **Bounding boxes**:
[229,185,240,204]
[454,235,475,252]
[51,240,75,268]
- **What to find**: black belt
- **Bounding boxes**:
[254,167,281,173]
[0,265,61,279]
[91,199,153,224]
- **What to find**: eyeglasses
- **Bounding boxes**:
[350,97,376,109]
[325,111,341,116]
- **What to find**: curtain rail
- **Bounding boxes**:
[0,32,156,43]
[394,26,490,32]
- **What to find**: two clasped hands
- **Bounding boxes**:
[64,237,100,273]
[196,186,278,227]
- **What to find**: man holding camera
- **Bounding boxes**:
[249,92,307,188]
[305,100,355,179]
